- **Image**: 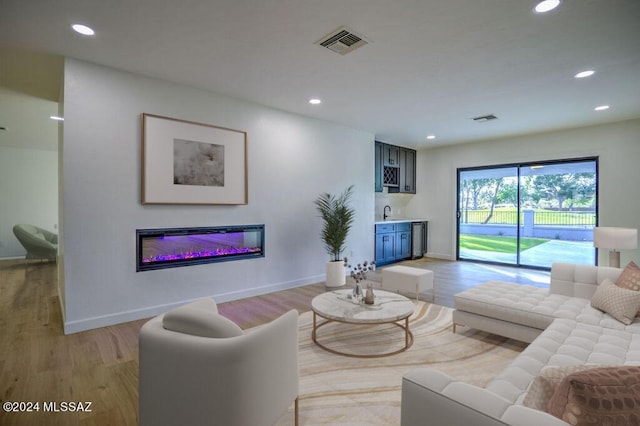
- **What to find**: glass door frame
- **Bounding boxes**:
[456,157,599,270]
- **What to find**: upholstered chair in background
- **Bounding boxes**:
[12,224,58,262]
[139,298,299,426]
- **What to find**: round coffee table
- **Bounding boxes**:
[311,289,415,358]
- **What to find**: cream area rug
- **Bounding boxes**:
[275,302,527,426]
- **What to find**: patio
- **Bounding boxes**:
[459,239,595,268]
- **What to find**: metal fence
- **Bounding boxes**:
[461,210,596,227]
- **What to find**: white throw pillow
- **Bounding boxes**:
[590,278,640,325]
[163,300,243,338]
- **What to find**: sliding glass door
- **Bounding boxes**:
[457,158,597,269]
[458,166,519,265]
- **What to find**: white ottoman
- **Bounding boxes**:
[381,265,434,301]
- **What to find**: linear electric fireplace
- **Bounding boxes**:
[136,225,265,271]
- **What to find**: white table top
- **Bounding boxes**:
[311,289,414,324]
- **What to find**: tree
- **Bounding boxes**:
[531,173,595,210]
[496,181,518,207]
[571,173,597,208]
[482,178,502,223]
[460,179,485,222]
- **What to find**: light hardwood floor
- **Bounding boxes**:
[0,258,549,425]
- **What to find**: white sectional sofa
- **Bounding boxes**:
[452,263,624,343]
[401,262,640,425]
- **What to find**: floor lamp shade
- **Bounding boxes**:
[593,227,638,268]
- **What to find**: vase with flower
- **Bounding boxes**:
[344,258,376,304]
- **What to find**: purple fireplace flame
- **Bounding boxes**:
[136,225,265,271]
[142,246,262,263]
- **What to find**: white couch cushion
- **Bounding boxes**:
[454,281,563,330]
[455,280,640,332]
[486,319,640,404]
[501,405,569,426]
[444,382,512,419]
[550,262,621,298]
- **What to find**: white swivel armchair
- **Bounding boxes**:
[13,224,58,261]
[139,298,299,426]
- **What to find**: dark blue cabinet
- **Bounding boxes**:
[375,232,395,264]
[374,142,383,192]
[375,222,412,265]
[396,229,412,259]
[375,141,416,194]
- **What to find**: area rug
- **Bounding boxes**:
[275,302,527,425]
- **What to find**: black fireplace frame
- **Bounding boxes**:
[136,225,265,272]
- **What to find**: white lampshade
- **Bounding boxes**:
[593,227,638,268]
[593,227,638,250]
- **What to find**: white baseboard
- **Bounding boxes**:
[63,274,325,334]
[424,252,454,261]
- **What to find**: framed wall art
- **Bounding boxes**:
[142,113,247,205]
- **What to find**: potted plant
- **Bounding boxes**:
[314,185,355,287]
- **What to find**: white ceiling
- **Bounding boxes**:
[1,0,639,149]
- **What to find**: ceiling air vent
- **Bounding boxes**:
[315,26,368,55]
[472,114,498,122]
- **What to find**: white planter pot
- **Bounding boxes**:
[325,261,346,287]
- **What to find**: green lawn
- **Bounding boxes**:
[460,234,549,253]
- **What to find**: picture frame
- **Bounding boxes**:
[142,113,248,205]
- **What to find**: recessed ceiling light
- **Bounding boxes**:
[594,105,610,111]
[574,70,595,79]
[426,135,436,140]
[72,24,95,36]
[50,116,65,121]
[534,0,561,13]
[309,98,322,105]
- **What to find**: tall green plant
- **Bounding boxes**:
[314,185,355,262]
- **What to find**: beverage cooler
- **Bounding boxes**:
[411,221,428,259]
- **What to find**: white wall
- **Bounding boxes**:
[62,59,374,333]
[0,146,58,257]
[374,191,415,222]
[408,118,640,265]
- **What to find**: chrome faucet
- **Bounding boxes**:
[383,205,391,221]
